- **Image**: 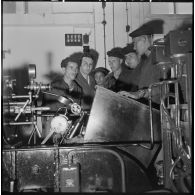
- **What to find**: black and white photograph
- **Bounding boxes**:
[2,1,192,193]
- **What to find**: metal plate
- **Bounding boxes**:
[2,146,152,193]
[84,86,161,143]
[16,148,55,191]
[2,151,15,191]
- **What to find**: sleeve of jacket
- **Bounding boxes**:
[103,74,116,89]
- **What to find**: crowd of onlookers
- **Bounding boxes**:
[42,20,162,113]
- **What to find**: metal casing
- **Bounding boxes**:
[16,147,56,191]
[84,87,161,143]
[151,45,171,65]
[164,30,192,56]
[3,146,152,193]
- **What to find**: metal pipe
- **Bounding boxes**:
[102,3,107,68]
[93,6,96,50]
[125,2,129,44]
[175,81,182,147]
[3,102,27,105]
[140,79,179,150]
[4,121,37,126]
[173,2,177,14]
[148,88,154,150]
[112,2,115,47]
[4,95,38,99]
[139,87,154,150]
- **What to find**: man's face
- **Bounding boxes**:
[125,52,139,69]
[133,36,149,56]
[63,61,78,81]
[108,56,122,73]
[80,57,94,76]
[94,71,106,86]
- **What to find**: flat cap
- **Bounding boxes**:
[61,57,78,68]
[91,67,109,76]
[107,47,124,59]
[121,43,135,55]
[129,19,164,38]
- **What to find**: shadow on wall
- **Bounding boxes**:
[43,51,63,83]
[3,64,30,95]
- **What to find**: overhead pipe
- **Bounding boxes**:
[112,3,115,47]
[125,2,130,44]
[102,2,107,68]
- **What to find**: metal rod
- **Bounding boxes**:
[140,87,154,150]
[41,129,54,145]
[34,124,42,138]
[14,99,30,121]
[4,121,37,125]
[3,102,27,105]
[10,95,37,99]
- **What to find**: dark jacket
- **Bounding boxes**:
[75,71,96,110]
[42,77,82,112]
[138,54,161,105]
[103,67,137,92]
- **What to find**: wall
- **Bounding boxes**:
[3,2,192,83]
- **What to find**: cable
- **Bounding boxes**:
[125,2,130,44]
[112,2,115,47]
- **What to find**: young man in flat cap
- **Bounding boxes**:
[41,57,82,141]
[121,43,139,70]
[103,47,134,92]
[75,52,96,110]
[119,23,161,106]
[91,67,109,87]
[121,43,141,92]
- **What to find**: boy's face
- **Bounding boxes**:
[80,57,94,76]
[108,56,122,73]
[94,71,106,86]
[125,52,139,69]
[63,61,78,80]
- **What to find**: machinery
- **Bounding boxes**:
[2,29,192,193]
[151,29,192,192]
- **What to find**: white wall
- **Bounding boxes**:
[3,2,192,83]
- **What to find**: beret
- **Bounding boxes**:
[107,47,124,59]
[91,67,109,76]
[121,43,135,55]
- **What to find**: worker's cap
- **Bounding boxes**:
[129,19,164,38]
[61,57,78,68]
[91,67,109,76]
[107,47,124,59]
[121,43,136,55]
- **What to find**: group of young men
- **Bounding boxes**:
[43,22,161,114]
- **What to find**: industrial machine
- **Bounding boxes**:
[2,29,192,193]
